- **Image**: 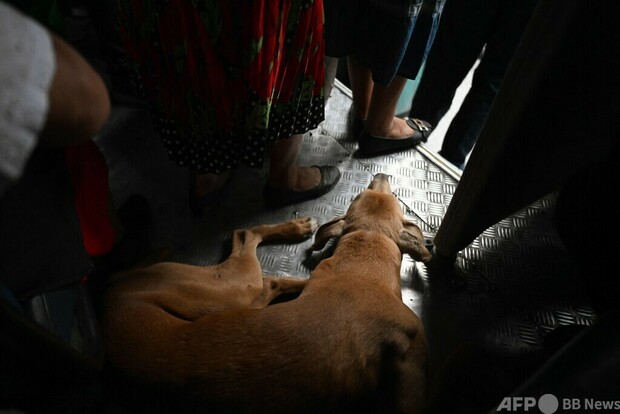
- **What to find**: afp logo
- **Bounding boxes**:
[497,394,559,413]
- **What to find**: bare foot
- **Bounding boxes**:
[295,166,321,191]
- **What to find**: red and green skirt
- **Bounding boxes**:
[115,0,325,174]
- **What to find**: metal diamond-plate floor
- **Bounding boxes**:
[97,82,597,383]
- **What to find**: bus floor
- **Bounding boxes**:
[95,82,598,413]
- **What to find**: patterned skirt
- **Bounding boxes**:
[115,0,325,174]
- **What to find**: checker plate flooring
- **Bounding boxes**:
[97,82,597,374]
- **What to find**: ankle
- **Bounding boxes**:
[365,118,393,137]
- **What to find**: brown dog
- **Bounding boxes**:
[102,173,432,413]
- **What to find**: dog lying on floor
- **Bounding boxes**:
[102,173,432,413]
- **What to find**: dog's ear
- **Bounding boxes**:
[398,221,432,262]
[312,217,345,251]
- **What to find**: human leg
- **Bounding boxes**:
[324,56,339,104]
[347,56,373,121]
[351,71,432,157]
[437,46,509,169]
[264,135,341,207]
[438,73,496,169]
[348,54,422,140]
[354,72,431,157]
[365,75,414,139]
[408,0,496,125]
[438,0,538,169]
[267,135,320,191]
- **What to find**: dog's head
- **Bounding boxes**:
[312,173,432,262]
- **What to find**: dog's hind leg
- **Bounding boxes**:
[208,217,317,309]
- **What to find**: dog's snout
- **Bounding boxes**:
[368,173,392,193]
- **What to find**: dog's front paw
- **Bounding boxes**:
[287,217,318,240]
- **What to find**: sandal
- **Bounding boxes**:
[263,165,341,208]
